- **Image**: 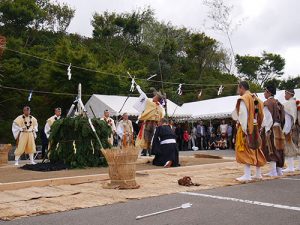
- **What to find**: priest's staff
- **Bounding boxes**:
[119,94,130,115]
[88,118,103,150]
[89,105,97,118]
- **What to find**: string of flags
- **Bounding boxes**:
[1,46,237,99]
[3,47,238,88]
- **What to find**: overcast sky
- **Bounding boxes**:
[57,0,300,79]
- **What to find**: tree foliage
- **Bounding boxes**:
[0,3,288,144]
[235,52,285,86]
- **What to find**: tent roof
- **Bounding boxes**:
[181,89,300,120]
[85,94,190,118]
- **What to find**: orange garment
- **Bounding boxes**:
[236,91,264,134]
[235,91,266,167]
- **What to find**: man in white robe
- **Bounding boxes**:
[101,110,116,146]
[44,108,61,157]
[282,89,300,172]
[44,108,62,139]
[12,106,38,165]
[116,113,134,147]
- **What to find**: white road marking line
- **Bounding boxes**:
[281,178,300,181]
[180,192,300,211]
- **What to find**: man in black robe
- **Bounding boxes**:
[152,118,179,167]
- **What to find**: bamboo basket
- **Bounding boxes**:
[101,146,140,189]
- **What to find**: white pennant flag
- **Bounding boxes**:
[217,85,224,96]
[67,63,72,80]
[198,90,202,98]
[28,90,33,102]
[177,83,183,95]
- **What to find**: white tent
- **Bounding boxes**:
[85,94,191,118]
[181,89,300,120]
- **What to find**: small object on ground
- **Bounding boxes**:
[136,172,149,176]
[192,146,199,151]
[178,176,200,186]
[20,162,69,172]
[164,160,172,168]
[194,153,222,159]
[136,203,192,220]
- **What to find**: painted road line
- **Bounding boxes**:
[180,192,300,211]
[281,177,300,181]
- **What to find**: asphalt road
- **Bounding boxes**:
[1,175,299,225]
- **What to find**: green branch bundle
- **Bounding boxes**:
[49,116,111,168]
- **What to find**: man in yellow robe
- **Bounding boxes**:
[134,85,165,156]
[12,106,38,166]
[232,81,266,182]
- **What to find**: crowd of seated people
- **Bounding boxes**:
[173,119,234,151]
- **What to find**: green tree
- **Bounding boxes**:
[235,54,262,82]
[235,52,285,86]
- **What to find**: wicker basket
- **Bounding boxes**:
[101,146,140,189]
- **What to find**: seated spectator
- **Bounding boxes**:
[183,129,190,151]
[217,136,227,150]
[208,133,218,150]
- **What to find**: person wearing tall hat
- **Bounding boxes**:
[282,89,300,172]
[134,85,165,156]
[261,85,285,176]
[12,106,38,165]
[232,81,266,182]
[44,107,62,157]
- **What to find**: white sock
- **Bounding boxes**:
[15,155,20,161]
[283,157,295,172]
[245,164,251,178]
[14,155,20,165]
[289,157,295,171]
[277,167,283,176]
[255,166,262,178]
[270,161,277,175]
[29,153,36,164]
[297,156,300,170]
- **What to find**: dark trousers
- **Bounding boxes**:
[41,141,48,158]
[227,135,233,149]
[177,138,183,151]
[197,136,207,150]
[183,141,189,151]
